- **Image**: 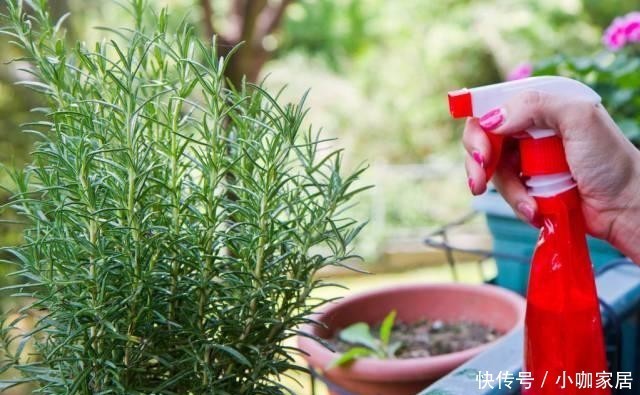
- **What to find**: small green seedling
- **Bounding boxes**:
[329,310,403,367]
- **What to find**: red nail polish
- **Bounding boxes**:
[472,151,485,168]
[479,108,504,131]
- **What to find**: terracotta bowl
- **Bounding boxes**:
[297,283,526,395]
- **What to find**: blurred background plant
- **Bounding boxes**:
[530,10,640,145]
[1,1,639,393]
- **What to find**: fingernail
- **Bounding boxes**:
[472,150,485,168]
[468,177,475,193]
[517,202,535,222]
[479,108,505,131]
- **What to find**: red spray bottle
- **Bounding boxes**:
[448,76,610,394]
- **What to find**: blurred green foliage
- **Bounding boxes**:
[264,0,640,257]
[274,0,637,164]
[583,0,640,27]
[1,0,640,272]
[534,51,640,145]
[279,0,373,70]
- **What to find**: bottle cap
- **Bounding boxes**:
[519,135,570,176]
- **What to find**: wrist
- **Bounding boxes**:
[609,154,640,263]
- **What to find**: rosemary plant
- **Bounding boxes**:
[0,1,368,393]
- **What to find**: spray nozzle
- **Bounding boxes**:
[448,76,601,182]
[448,88,473,118]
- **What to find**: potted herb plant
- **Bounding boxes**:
[0,1,368,393]
[298,283,525,395]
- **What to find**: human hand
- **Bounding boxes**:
[463,90,640,262]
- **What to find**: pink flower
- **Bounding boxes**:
[603,16,627,51]
[625,12,640,42]
[602,12,640,50]
[507,62,533,81]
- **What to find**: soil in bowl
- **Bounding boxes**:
[328,319,503,359]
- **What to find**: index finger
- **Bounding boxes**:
[483,90,599,141]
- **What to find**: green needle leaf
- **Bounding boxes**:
[327,347,375,368]
[379,309,396,347]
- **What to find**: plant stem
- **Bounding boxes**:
[168,99,183,324]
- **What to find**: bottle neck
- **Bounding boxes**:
[531,179,583,228]
[525,172,576,198]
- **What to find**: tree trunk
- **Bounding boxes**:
[199,0,294,88]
